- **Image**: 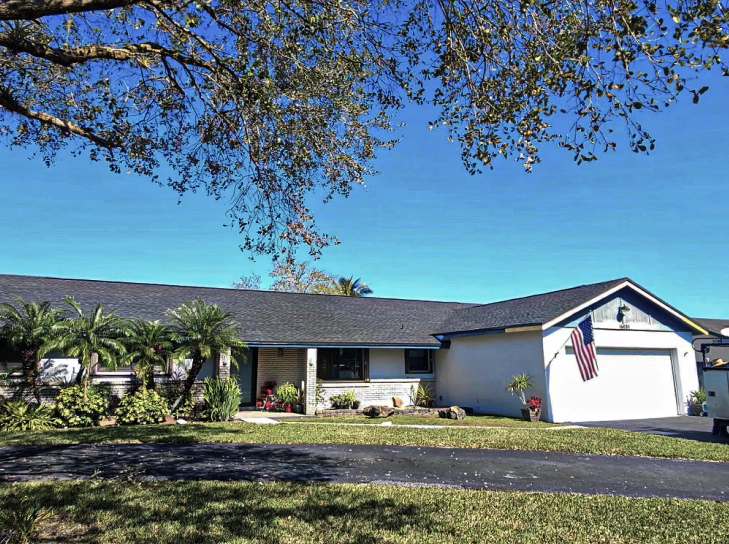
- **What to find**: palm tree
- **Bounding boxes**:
[167,298,246,411]
[336,276,373,297]
[122,320,173,391]
[48,296,129,399]
[0,297,63,402]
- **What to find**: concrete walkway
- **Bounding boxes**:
[0,442,726,500]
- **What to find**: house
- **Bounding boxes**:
[0,274,708,422]
[691,318,729,388]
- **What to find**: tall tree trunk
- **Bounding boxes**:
[82,355,89,400]
[22,349,41,404]
[170,354,204,412]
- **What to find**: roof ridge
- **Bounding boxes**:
[0,273,476,306]
[452,277,630,312]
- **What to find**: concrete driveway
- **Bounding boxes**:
[580,416,724,443]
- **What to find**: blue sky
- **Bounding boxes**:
[0,71,727,318]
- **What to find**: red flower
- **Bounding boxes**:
[528,396,542,409]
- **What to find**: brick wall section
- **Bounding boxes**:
[256,348,307,394]
[318,378,436,410]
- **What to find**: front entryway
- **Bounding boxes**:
[233,348,258,407]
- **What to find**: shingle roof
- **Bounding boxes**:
[433,278,629,335]
[0,274,473,347]
[0,274,692,345]
[693,318,729,337]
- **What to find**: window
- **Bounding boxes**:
[405,349,434,374]
[317,348,368,380]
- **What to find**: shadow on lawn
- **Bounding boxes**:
[0,442,344,483]
[1,481,423,543]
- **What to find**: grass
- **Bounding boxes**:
[1,480,727,543]
[0,421,727,461]
[303,413,558,427]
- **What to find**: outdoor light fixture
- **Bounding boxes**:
[618,303,631,325]
[277,348,284,357]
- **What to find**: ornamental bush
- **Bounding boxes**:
[159,383,195,419]
[204,376,241,422]
[0,400,57,431]
[115,389,169,425]
[53,385,108,427]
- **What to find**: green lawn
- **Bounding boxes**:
[1,481,727,543]
[0,421,728,461]
[306,413,558,427]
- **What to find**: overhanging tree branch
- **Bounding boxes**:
[0,0,138,21]
[0,33,213,69]
[0,86,118,148]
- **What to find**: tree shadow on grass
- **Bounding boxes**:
[1,481,425,543]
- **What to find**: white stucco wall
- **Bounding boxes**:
[544,327,699,422]
[1,355,81,384]
[368,348,435,379]
[435,331,546,417]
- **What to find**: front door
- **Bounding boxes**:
[233,347,258,406]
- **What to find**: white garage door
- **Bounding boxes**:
[562,348,678,421]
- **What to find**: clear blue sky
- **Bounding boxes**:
[0,71,727,318]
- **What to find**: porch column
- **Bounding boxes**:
[215,348,231,381]
[304,348,317,414]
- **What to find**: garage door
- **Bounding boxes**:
[561,348,678,421]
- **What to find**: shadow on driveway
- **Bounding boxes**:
[0,443,342,483]
[580,416,725,443]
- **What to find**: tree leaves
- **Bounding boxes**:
[0,0,727,259]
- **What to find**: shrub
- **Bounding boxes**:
[115,389,169,425]
[0,496,53,543]
[688,388,706,405]
[413,383,434,407]
[53,385,108,427]
[315,378,324,405]
[204,376,241,421]
[274,382,298,405]
[159,383,194,419]
[0,400,57,431]
[330,390,357,408]
[506,373,533,407]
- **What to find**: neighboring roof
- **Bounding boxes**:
[0,274,473,347]
[433,278,628,335]
[693,318,729,337]
[0,274,706,345]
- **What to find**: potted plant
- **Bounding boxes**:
[274,382,299,412]
[525,396,542,422]
[687,388,706,416]
[295,389,305,414]
[506,373,541,422]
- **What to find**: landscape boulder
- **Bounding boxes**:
[363,405,395,418]
[392,396,403,408]
[439,406,466,420]
[98,416,117,427]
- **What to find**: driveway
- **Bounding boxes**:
[580,416,724,443]
[0,442,727,501]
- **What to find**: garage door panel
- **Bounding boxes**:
[554,348,678,422]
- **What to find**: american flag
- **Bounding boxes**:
[571,316,599,381]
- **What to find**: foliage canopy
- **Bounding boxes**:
[0,0,727,259]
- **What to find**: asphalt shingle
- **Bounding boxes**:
[433,278,629,334]
[2,274,685,345]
